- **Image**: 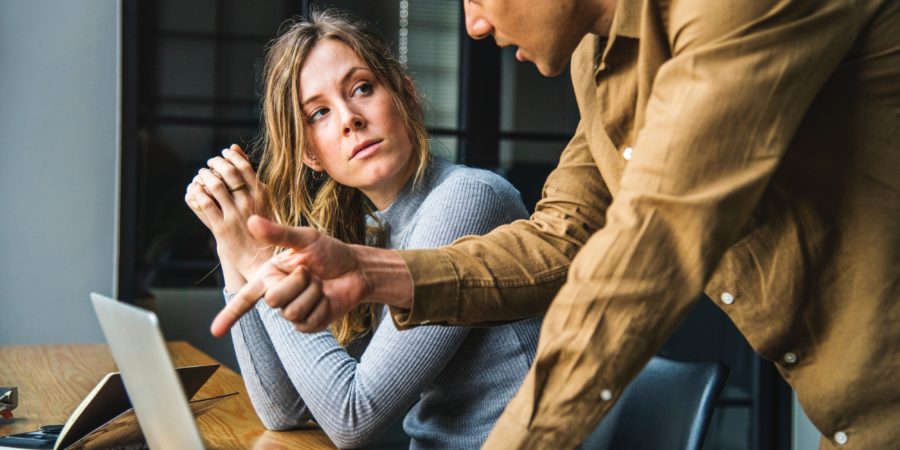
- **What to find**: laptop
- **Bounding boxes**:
[89,292,205,450]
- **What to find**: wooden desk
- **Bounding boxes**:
[0,342,335,449]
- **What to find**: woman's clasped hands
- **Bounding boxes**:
[184,143,274,292]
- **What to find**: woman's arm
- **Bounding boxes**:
[185,144,301,428]
[257,305,468,448]
[254,171,529,447]
[227,299,312,430]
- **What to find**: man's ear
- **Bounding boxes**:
[303,152,324,172]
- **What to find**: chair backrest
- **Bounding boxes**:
[579,356,730,450]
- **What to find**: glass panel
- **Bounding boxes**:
[311,0,399,32]
[498,139,566,211]
[211,126,261,156]
[499,139,567,168]
[157,38,216,98]
[155,103,216,119]
[222,0,296,35]
[155,102,258,122]
[158,0,216,33]
[499,47,579,135]
[150,125,216,164]
[220,41,266,99]
[429,135,458,163]
[404,0,460,130]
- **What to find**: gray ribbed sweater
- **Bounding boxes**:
[227,156,542,449]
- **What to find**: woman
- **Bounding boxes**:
[185,10,541,449]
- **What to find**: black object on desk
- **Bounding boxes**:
[0,424,62,449]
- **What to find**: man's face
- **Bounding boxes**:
[464,0,597,77]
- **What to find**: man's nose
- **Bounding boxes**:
[464,6,492,39]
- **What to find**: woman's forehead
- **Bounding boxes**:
[300,40,372,97]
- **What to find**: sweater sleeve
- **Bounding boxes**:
[226,291,312,430]
[250,171,529,448]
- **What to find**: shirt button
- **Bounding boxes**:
[834,431,848,445]
[623,147,633,160]
[600,389,613,401]
[720,292,735,305]
[783,352,798,364]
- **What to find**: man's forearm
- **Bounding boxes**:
[354,245,414,309]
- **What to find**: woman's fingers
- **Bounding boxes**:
[221,144,257,185]
[206,155,249,198]
[220,145,269,216]
[187,178,222,223]
[197,167,237,211]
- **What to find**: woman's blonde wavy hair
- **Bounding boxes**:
[255,9,430,346]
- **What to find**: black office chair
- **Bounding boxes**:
[579,356,730,450]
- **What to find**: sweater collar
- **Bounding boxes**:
[373,156,450,247]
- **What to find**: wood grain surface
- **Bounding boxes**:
[0,342,335,449]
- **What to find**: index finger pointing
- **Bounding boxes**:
[210,275,266,337]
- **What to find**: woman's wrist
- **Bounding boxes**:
[221,270,246,294]
[218,254,247,293]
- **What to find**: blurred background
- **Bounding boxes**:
[0,1,819,448]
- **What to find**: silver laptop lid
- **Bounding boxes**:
[90,293,204,450]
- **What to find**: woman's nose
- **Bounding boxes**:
[342,110,366,136]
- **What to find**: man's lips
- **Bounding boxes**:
[499,41,528,63]
[351,139,382,160]
[516,48,528,62]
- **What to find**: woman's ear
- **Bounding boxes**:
[303,152,324,172]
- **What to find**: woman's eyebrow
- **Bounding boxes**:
[301,66,371,106]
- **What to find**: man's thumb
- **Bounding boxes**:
[247,215,319,250]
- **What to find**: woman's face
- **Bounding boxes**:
[299,39,415,209]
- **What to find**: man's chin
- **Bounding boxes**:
[533,59,568,78]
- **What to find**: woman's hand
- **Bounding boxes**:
[184,144,273,290]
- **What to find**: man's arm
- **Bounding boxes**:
[484,0,861,447]
[392,119,612,326]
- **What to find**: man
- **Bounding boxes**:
[213,0,899,448]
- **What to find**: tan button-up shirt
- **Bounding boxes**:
[394,0,900,448]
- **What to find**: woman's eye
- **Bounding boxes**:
[353,82,373,96]
[309,107,329,122]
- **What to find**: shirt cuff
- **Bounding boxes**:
[389,248,460,329]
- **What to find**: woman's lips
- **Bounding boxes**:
[351,140,382,160]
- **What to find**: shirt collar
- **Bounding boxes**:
[612,0,642,39]
[594,0,642,78]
